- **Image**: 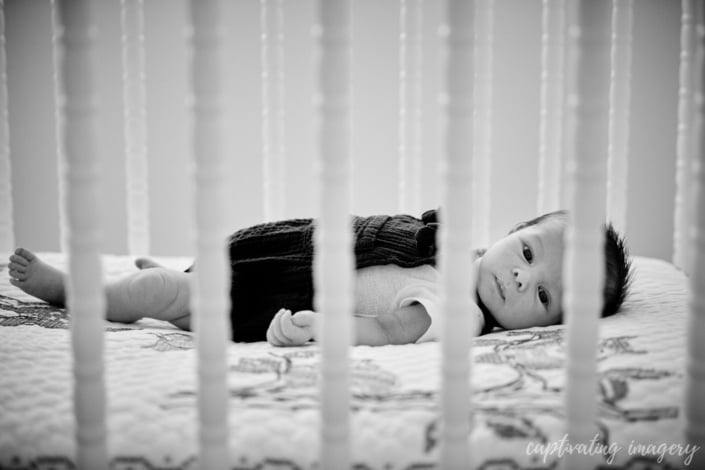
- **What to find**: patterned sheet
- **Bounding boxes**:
[0,254,698,469]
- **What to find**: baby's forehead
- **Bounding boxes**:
[517,218,567,264]
[522,216,567,237]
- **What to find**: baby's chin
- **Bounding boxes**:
[475,270,526,330]
[475,270,504,328]
[475,266,495,306]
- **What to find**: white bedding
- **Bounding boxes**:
[0,254,697,469]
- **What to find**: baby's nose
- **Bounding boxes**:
[512,267,529,292]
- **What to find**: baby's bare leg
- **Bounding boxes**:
[9,248,192,331]
[104,267,192,330]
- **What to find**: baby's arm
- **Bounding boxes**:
[266,303,431,347]
[266,300,485,347]
[354,303,430,345]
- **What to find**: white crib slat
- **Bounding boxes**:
[606,0,633,231]
[51,3,67,252]
[537,0,566,215]
[314,0,353,467]
[674,0,699,275]
[398,0,423,215]
[685,0,705,463]
[121,0,150,256]
[472,0,493,248]
[261,0,286,221]
[440,0,475,467]
[0,0,14,256]
[52,0,108,468]
[187,0,231,467]
[563,1,611,468]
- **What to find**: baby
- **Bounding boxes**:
[7,209,631,346]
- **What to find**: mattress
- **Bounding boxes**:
[0,254,697,469]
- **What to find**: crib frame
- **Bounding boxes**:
[0,0,704,469]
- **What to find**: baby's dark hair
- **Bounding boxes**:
[512,210,632,318]
[601,222,632,317]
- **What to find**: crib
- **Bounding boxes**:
[0,0,704,469]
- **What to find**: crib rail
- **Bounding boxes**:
[261,0,287,221]
[563,1,612,468]
[472,0,494,248]
[606,0,633,231]
[315,0,354,467]
[674,0,700,276]
[121,0,150,257]
[0,0,12,256]
[537,0,566,215]
[187,0,231,466]
[685,0,705,463]
[398,0,424,216]
[51,0,108,467]
[1,0,704,468]
[439,0,476,466]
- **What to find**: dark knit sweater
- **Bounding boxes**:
[221,209,495,342]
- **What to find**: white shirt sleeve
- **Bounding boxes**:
[395,266,485,342]
[396,280,442,343]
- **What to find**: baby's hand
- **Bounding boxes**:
[266,309,318,347]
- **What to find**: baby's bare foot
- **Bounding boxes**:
[8,248,66,307]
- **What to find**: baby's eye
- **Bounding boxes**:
[538,286,550,306]
[522,244,533,263]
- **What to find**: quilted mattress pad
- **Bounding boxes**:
[0,254,698,469]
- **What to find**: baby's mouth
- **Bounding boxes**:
[494,275,505,302]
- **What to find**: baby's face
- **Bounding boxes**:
[476,217,565,329]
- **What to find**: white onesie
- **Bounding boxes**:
[353,264,442,343]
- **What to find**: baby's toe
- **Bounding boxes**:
[14,248,36,263]
[9,253,29,267]
[9,262,27,274]
[9,267,28,280]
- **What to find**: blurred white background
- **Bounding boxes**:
[5,0,680,260]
